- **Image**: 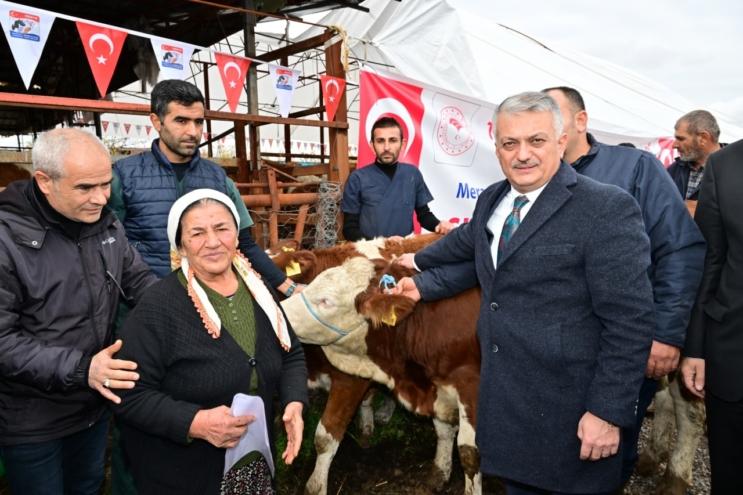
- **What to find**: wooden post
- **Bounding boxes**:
[324,32,350,185]
[245,1,260,174]
[235,123,249,182]
[201,62,213,158]
[294,204,310,244]
[267,168,280,247]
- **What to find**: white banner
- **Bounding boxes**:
[268,64,300,118]
[359,68,504,227]
[0,2,55,89]
[150,37,195,81]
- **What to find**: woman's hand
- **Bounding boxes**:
[281,401,304,464]
[188,405,254,448]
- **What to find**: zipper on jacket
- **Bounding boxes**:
[79,241,103,351]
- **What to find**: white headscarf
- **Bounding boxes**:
[168,189,291,351]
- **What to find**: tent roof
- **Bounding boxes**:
[302,0,743,143]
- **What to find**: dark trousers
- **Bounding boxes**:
[503,478,614,495]
[0,415,109,495]
[706,391,743,495]
[620,376,658,483]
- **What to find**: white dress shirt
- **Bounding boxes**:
[487,183,547,267]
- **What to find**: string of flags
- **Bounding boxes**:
[0,0,346,121]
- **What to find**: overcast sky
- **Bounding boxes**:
[450,0,743,131]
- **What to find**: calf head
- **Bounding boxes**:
[281,256,419,346]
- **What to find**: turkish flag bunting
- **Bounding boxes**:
[145,125,152,136]
[123,123,131,135]
[101,120,109,132]
[215,52,250,113]
[320,75,345,122]
[76,22,127,97]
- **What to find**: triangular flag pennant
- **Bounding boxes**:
[150,37,196,81]
[214,52,250,113]
[101,120,109,132]
[112,122,120,134]
[320,75,345,122]
[145,125,152,136]
[135,124,142,135]
[269,64,300,118]
[76,22,127,97]
[0,5,55,89]
[203,132,209,142]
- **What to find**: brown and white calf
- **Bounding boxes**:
[281,256,482,495]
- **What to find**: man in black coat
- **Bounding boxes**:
[668,110,721,200]
[681,138,743,495]
[395,92,655,494]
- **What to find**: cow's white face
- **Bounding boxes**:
[281,256,376,345]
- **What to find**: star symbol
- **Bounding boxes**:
[329,96,335,102]
[96,54,107,64]
[229,80,236,88]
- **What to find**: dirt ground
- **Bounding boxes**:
[0,391,710,495]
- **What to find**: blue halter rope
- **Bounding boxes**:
[299,291,365,343]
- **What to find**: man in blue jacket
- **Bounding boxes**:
[395,91,655,494]
[544,86,706,484]
[109,79,298,295]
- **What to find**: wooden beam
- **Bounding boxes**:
[324,35,350,185]
[256,31,336,64]
[241,192,318,207]
[0,92,348,129]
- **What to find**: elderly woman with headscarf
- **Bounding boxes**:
[114,189,308,495]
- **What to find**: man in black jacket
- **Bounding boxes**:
[0,128,156,495]
[681,139,743,494]
[668,110,721,200]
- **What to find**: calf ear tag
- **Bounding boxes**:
[285,261,302,277]
[381,306,397,326]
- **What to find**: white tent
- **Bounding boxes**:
[298,0,743,145]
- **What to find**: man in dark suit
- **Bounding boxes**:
[394,91,655,494]
[681,138,743,495]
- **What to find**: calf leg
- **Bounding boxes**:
[457,384,482,495]
[637,379,673,476]
[305,374,372,495]
[355,389,376,446]
[657,377,705,495]
[430,418,458,491]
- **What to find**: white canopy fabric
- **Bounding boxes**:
[301,0,743,145]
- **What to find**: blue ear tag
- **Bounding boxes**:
[379,274,397,291]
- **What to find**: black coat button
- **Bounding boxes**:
[492,344,499,353]
[490,302,499,311]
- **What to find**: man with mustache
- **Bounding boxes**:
[394,91,655,494]
[668,110,721,200]
[341,116,454,241]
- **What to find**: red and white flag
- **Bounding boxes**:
[101,120,109,133]
[320,75,345,122]
[359,68,502,228]
[76,21,127,97]
[123,123,131,135]
[215,52,250,113]
[0,4,55,89]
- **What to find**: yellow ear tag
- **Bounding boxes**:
[281,246,296,253]
[285,261,302,277]
[381,306,397,326]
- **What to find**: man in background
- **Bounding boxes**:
[668,110,721,200]
[543,86,706,486]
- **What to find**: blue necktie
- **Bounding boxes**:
[497,195,529,261]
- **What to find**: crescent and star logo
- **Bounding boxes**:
[222,61,242,88]
[436,106,474,156]
[89,32,114,64]
[324,78,340,103]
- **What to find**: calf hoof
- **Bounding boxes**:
[425,464,448,492]
[636,451,661,476]
[654,471,690,495]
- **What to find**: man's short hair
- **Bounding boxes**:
[151,79,205,120]
[32,128,109,180]
[542,86,586,114]
[494,91,564,139]
[676,110,720,143]
[370,116,403,141]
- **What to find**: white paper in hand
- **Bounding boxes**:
[224,394,275,476]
